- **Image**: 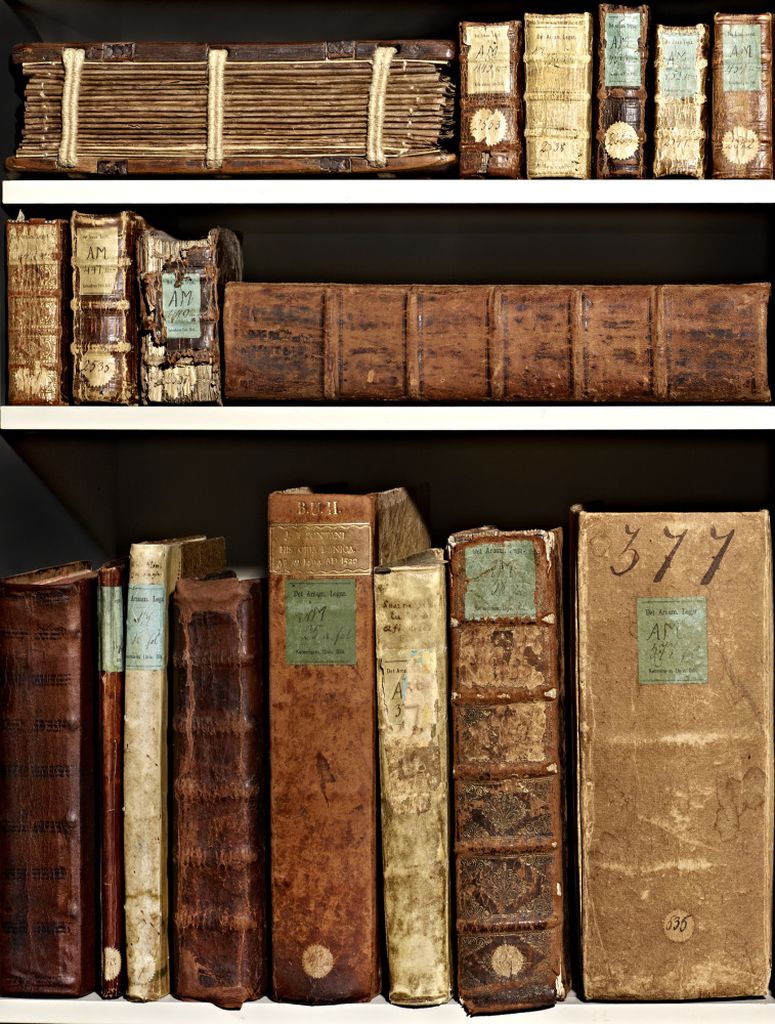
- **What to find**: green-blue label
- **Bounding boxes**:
[659,33,699,99]
[464,541,536,621]
[723,23,762,92]
[285,579,356,665]
[637,597,708,684]
[605,12,642,88]
[98,585,124,673]
[125,584,167,671]
[161,272,202,340]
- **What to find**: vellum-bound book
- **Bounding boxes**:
[576,510,773,999]
[653,25,709,179]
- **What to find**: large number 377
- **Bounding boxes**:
[609,526,735,585]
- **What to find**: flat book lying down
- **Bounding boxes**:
[9,41,455,175]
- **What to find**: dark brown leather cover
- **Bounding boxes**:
[712,14,773,179]
[595,6,649,178]
[0,562,98,996]
[448,529,567,1015]
[171,577,267,1008]
[5,218,70,405]
[71,210,146,404]
[459,22,523,178]
[224,282,770,403]
[653,24,709,179]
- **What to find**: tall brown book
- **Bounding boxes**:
[595,5,649,178]
[0,562,98,996]
[459,22,523,178]
[712,13,773,179]
[448,528,567,1015]
[269,487,429,1003]
[653,24,709,179]
[172,577,267,1009]
[576,510,773,998]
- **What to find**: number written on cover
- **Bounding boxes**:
[609,525,735,585]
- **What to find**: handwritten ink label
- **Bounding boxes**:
[464,540,536,621]
[723,23,761,92]
[605,12,642,88]
[74,226,120,296]
[637,597,707,684]
[464,23,512,95]
[161,272,202,340]
[125,584,167,671]
[664,909,695,943]
[285,579,356,665]
[270,522,371,577]
[98,585,124,673]
[659,32,699,99]
[379,648,437,741]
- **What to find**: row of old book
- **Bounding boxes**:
[0,489,772,1012]
[6,212,772,406]
[6,10,775,180]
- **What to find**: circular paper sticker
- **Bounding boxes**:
[722,126,758,166]
[663,909,695,943]
[302,944,334,978]
[604,121,639,160]
[470,108,507,147]
[491,943,525,978]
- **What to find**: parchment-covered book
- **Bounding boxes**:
[595,5,649,178]
[653,24,709,178]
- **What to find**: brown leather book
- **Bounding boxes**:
[5,216,70,405]
[0,562,98,996]
[653,24,709,179]
[448,528,568,1014]
[9,41,455,176]
[596,5,649,178]
[136,227,243,405]
[223,282,770,403]
[71,210,147,404]
[459,22,523,178]
[712,13,773,179]
[269,487,429,1004]
[97,559,127,998]
[171,577,267,1009]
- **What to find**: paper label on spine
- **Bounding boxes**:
[722,23,762,92]
[659,32,700,98]
[98,584,125,673]
[637,597,707,684]
[125,584,167,671]
[161,272,202,340]
[464,541,537,620]
[379,648,437,742]
[464,24,512,95]
[605,12,642,88]
[7,226,58,265]
[285,579,356,665]
[75,226,120,296]
[270,522,372,576]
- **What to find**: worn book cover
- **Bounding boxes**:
[576,510,773,998]
[374,550,452,1006]
[269,487,429,1004]
[595,5,649,178]
[653,25,709,178]
[448,528,567,1015]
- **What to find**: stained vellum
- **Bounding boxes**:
[653,25,708,179]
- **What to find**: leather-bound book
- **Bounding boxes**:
[71,210,146,404]
[137,227,243,405]
[448,528,567,1014]
[576,510,773,998]
[172,577,267,1009]
[374,550,452,1006]
[596,5,649,178]
[124,536,227,1001]
[712,14,773,179]
[459,22,523,178]
[97,559,127,998]
[5,216,70,405]
[653,25,709,178]
[223,282,770,403]
[0,562,98,996]
[524,13,593,178]
[269,487,429,1003]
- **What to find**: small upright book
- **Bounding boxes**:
[596,5,649,177]
[653,24,709,178]
[576,510,773,998]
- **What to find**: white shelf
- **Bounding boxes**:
[3,178,775,207]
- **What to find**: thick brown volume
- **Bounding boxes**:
[712,14,773,179]
[459,22,523,178]
[0,563,98,996]
[596,6,649,178]
[223,282,770,403]
[172,578,266,1008]
[448,529,567,1014]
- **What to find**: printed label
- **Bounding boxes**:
[723,23,762,92]
[98,585,124,673]
[74,226,120,296]
[636,597,707,684]
[161,272,202,340]
[270,522,371,576]
[659,32,700,99]
[379,648,437,742]
[605,12,642,88]
[125,583,167,671]
[464,24,512,95]
[464,540,536,620]
[285,579,356,665]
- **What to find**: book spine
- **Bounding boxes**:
[653,25,709,178]
[374,558,452,1006]
[0,577,97,996]
[712,14,773,179]
[268,491,380,1003]
[596,5,649,178]
[459,22,523,178]
[171,578,267,1008]
[97,561,127,998]
[5,219,70,405]
[449,529,566,1015]
[524,13,593,178]
[71,211,144,404]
